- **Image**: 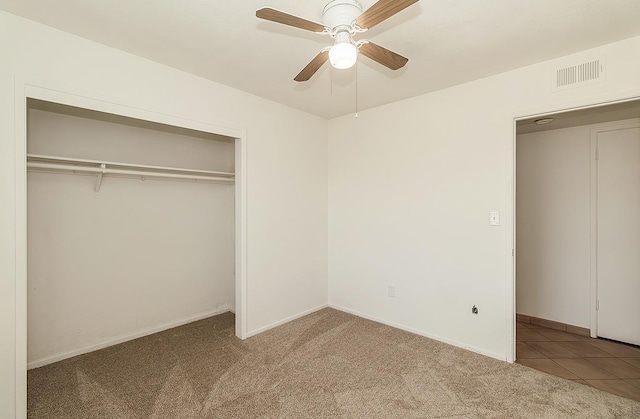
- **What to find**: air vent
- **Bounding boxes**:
[553,57,605,91]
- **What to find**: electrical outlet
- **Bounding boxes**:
[388,285,396,298]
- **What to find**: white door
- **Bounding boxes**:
[597,126,640,345]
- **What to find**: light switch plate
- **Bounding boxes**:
[489,211,500,226]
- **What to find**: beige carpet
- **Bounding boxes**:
[28,308,640,418]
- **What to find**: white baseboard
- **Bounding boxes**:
[329,304,506,362]
[28,305,232,370]
[246,304,329,338]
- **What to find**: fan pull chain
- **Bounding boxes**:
[355,60,359,118]
[330,65,333,96]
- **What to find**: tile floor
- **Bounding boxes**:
[516,321,640,402]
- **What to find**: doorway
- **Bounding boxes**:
[513,98,640,401]
[26,98,241,369]
[14,82,248,416]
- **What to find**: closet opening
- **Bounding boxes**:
[513,97,640,400]
[24,97,245,372]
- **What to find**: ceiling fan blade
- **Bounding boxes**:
[359,42,408,70]
[294,50,329,82]
[256,8,326,33]
[354,0,419,30]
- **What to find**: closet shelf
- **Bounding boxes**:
[27,154,235,192]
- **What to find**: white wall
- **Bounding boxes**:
[0,11,328,417]
[27,103,237,171]
[328,36,640,360]
[516,126,592,327]
[27,107,235,367]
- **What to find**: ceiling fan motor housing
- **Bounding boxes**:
[322,0,363,30]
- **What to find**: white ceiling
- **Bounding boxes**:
[2,0,640,119]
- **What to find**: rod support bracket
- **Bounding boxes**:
[94,163,106,192]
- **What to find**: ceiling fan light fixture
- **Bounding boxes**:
[256,0,420,81]
[329,42,358,69]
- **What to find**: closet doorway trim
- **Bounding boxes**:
[13,78,248,419]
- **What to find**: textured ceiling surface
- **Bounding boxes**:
[2,0,640,119]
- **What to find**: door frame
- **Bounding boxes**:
[13,78,248,417]
[589,119,640,339]
[509,95,640,363]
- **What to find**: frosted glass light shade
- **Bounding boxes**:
[329,42,358,69]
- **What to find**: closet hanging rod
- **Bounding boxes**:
[26,153,235,177]
[27,162,235,183]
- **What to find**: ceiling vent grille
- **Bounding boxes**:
[553,58,605,91]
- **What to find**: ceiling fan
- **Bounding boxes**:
[256,0,419,82]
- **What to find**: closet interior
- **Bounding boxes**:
[26,99,237,369]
